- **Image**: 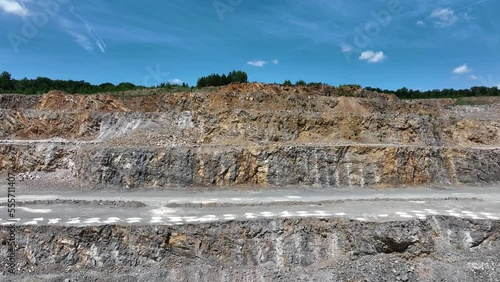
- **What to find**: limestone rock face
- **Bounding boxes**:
[73,145,499,188]
[0,86,499,189]
[1,217,499,281]
[0,86,499,281]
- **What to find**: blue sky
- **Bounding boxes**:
[0,0,499,90]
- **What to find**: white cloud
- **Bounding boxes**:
[59,18,94,52]
[340,42,352,53]
[69,32,93,51]
[416,20,425,27]
[95,38,106,53]
[430,8,458,27]
[58,14,107,53]
[0,0,30,17]
[359,51,374,60]
[452,64,471,74]
[369,52,386,63]
[168,79,183,85]
[497,84,500,89]
[70,6,106,53]
[359,50,386,63]
[470,75,478,80]
[247,60,266,67]
[247,59,280,67]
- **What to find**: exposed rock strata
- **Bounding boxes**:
[1,143,498,188]
[0,88,499,189]
[74,145,500,188]
[1,216,499,281]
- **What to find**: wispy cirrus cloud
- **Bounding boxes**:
[58,17,92,52]
[0,0,30,17]
[55,5,107,53]
[69,31,93,51]
[68,5,106,53]
[429,1,489,28]
[430,8,458,27]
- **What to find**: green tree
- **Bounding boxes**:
[99,83,116,92]
[295,80,306,86]
[283,80,292,86]
[117,82,136,91]
[197,70,248,88]
[228,70,248,83]
[308,82,323,86]
[0,71,14,92]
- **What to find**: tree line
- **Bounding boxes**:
[196,70,248,87]
[0,71,195,95]
[0,71,142,94]
[365,86,500,99]
[0,70,248,94]
[1,70,499,99]
[283,80,327,86]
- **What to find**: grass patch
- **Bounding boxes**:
[453,97,492,106]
